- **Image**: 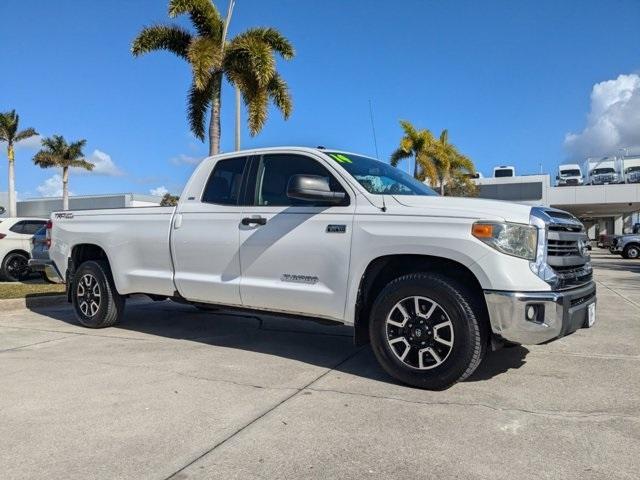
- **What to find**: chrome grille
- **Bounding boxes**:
[531,207,592,290]
[547,239,580,256]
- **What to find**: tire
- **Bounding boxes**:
[622,244,640,260]
[0,252,31,282]
[72,260,124,328]
[369,273,487,390]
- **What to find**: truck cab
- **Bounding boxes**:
[556,164,584,186]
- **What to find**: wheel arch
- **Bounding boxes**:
[67,244,113,300]
[2,249,31,261]
[353,254,489,346]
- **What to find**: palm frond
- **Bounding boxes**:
[187,77,213,140]
[225,35,275,88]
[14,128,38,143]
[168,0,223,39]
[188,36,223,89]
[390,147,412,167]
[266,73,292,119]
[69,159,94,171]
[131,25,192,58]
[33,151,57,168]
[233,27,295,59]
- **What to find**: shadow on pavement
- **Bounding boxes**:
[30,299,528,387]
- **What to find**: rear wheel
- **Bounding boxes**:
[72,260,124,328]
[1,252,31,282]
[369,273,487,390]
[622,244,640,259]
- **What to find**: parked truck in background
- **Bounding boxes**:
[34,147,597,390]
[556,163,584,186]
[585,157,622,185]
[622,156,640,184]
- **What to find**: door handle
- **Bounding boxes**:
[241,216,267,226]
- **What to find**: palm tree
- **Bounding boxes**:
[132,0,294,155]
[432,129,475,195]
[0,110,38,217]
[33,135,94,210]
[390,120,438,183]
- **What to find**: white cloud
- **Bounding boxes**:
[564,74,640,159]
[36,174,74,197]
[150,186,169,196]
[170,153,203,166]
[73,149,124,176]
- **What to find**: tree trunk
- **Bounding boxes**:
[208,73,223,156]
[62,166,69,211]
[413,155,418,179]
[7,144,16,217]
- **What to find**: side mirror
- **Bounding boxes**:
[287,175,346,204]
[0,206,5,215]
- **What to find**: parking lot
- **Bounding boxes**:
[1,251,638,480]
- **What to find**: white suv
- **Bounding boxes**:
[0,217,48,282]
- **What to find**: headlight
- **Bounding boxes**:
[472,222,538,260]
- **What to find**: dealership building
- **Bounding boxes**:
[0,193,162,219]
[473,174,640,239]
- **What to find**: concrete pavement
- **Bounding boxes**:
[1,251,638,479]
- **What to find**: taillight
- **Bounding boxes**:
[45,220,52,248]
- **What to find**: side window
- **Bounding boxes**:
[22,221,46,235]
[254,154,348,207]
[202,157,247,205]
[9,221,25,234]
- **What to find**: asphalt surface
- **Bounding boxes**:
[1,251,639,479]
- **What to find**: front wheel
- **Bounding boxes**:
[622,244,640,259]
[72,260,124,328]
[369,273,487,390]
[1,252,31,282]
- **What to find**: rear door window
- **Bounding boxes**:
[201,157,248,205]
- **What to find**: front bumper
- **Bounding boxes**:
[28,259,64,284]
[484,281,596,345]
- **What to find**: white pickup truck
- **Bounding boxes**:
[39,147,596,389]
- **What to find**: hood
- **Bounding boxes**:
[391,195,533,224]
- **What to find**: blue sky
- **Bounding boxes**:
[1,0,639,198]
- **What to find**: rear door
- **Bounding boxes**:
[172,156,249,306]
[238,152,355,320]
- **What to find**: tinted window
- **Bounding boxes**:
[202,157,247,205]
[9,221,25,234]
[22,221,46,235]
[253,154,347,206]
[494,169,513,177]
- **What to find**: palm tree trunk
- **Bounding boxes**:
[208,73,223,156]
[413,156,418,179]
[62,166,69,211]
[7,144,16,217]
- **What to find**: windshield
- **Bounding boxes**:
[325,152,437,196]
[494,168,513,177]
[560,169,581,177]
[592,168,615,175]
[625,166,640,173]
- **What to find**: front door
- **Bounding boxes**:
[239,153,355,321]
[172,156,248,306]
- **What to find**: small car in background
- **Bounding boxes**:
[0,217,48,281]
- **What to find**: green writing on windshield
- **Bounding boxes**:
[328,153,353,164]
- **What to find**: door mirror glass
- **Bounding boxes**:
[287,175,346,204]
